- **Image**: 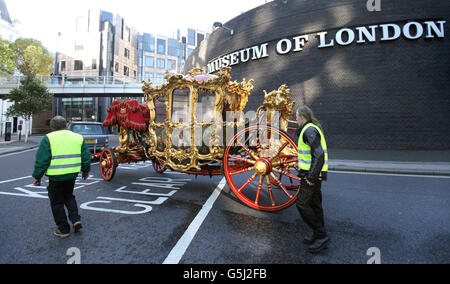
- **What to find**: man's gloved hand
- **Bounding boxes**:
[82,172,89,180]
[33,179,41,186]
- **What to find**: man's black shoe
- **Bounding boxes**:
[54,229,70,238]
[73,221,83,233]
[308,236,329,253]
[303,235,316,245]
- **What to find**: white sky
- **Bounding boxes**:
[6,0,270,52]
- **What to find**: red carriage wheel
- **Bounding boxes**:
[100,147,117,181]
[223,125,301,212]
[153,159,167,173]
[269,156,300,190]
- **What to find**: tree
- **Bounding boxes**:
[0,38,16,77]
[5,74,53,142]
[13,38,53,76]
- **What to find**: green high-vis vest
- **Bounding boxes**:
[298,123,328,172]
[46,130,84,176]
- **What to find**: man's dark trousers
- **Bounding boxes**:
[47,179,80,234]
[296,180,327,239]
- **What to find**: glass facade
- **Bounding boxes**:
[156,58,165,69]
[188,28,196,46]
[145,56,154,67]
[167,59,176,71]
[61,98,95,122]
[157,39,166,55]
[154,73,165,86]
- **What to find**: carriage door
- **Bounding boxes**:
[171,88,191,152]
[195,89,216,155]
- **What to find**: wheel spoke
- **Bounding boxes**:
[270,172,294,198]
[238,172,258,192]
[265,176,275,206]
[272,157,297,167]
[228,155,256,165]
[230,166,254,175]
[237,140,259,160]
[254,175,264,205]
[270,141,290,162]
[272,167,301,181]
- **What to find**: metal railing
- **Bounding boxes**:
[0,75,146,89]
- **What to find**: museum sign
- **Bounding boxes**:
[207,20,446,73]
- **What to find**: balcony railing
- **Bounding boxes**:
[0,75,145,88]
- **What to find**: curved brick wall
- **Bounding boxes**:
[185,0,450,150]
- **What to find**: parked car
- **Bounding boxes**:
[68,122,109,153]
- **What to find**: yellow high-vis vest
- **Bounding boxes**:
[46,130,83,176]
[298,123,328,172]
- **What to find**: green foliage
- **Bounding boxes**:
[5,74,53,120]
[13,38,54,76]
[0,38,16,76]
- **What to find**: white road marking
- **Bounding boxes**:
[163,178,227,264]
[0,176,32,184]
[0,148,37,158]
[329,170,450,179]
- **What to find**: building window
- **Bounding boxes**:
[74,60,83,71]
[124,66,129,76]
[167,59,176,71]
[124,27,131,42]
[92,59,97,70]
[157,39,166,55]
[144,34,155,53]
[60,61,66,71]
[188,29,196,46]
[187,48,194,57]
[155,73,165,86]
[115,62,119,72]
[145,56,154,67]
[124,48,130,59]
[156,58,165,69]
[168,38,180,57]
[197,33,204,46]
[144,72,153,82]
[75,44,84,51]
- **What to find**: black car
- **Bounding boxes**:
[68,122,109,153]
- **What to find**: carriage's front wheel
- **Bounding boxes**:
[100,147,117,181]
[223,125,301,212]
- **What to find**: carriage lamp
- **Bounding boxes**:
[213,22,234,35]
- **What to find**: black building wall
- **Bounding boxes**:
[185,0,450,150]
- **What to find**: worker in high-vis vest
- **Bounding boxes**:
[295,106,329,254]
[32,116,91,238]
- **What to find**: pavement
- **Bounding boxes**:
[1,133,449,176]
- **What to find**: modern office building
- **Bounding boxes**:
[138,33,184,85]
[138,28,209,84]
[185,0,449,151]
[53,9,140,124]
[53,9,208,126]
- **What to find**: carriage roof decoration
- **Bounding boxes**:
[100,67,302,212]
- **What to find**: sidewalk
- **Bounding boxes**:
[1,134,449,176]
[0,133,43,155]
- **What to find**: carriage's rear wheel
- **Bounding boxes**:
[269,156,301,190]
[223,125,301,212]
[100,147,117,181]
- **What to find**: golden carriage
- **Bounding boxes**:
[99,68,301,211]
